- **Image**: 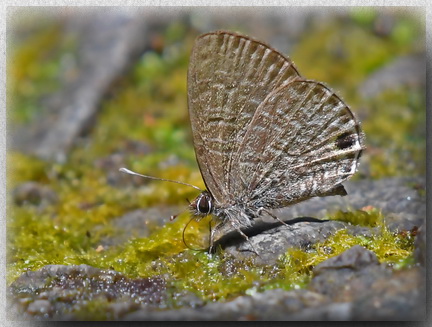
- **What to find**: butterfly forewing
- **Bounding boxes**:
[188,31,301,205]
[230,80,364,208]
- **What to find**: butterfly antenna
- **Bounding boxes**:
[170,207,189,221]
[170,214,179,221]
[119,167,203,191]
[182,216,204,252]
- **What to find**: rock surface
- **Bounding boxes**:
[8,264,167,320]
[220,177,425,263]
[8,246,425,321]
[359,54,426,98]
[13,182,58,208]
[8,176,426,321]
[10,9,169,162]
[98,206,182,248]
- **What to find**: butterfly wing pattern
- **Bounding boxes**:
[188,31,301,205]
[188,31,365,242]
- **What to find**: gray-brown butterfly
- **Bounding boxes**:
[121,30,365,251]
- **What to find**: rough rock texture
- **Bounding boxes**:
[10,9,172,162]
[126,247,425,321]
[359,54,426,98]
[8,264,167,320]
[98,206,182,248]
[8,176,426,321]
[12,181,58,208]
[9,246,425,321]
[13,8,424,164]
[414,223,426,267]
[220,177,425,263]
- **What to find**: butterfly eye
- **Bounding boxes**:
[197,194,212,215]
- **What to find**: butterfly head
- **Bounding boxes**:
[189,191,213,217]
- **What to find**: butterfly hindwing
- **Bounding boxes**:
[230,80,364,208]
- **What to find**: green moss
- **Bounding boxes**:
[72,297,117,321]
[7,152,136,283]
[390,12,425,47]
[326,208,415,265]
[8,20,75,124]
[7,152,49,187]
[331,207,383,227]
[350,7,378,26]
[362,88,426,178]
[90,209,415,305]
[6,33,203,284]
[292,20,391,96]
[280,217,415,279]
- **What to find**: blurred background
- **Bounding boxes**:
[6,7,425,282]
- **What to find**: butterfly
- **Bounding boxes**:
[121,30,365,252]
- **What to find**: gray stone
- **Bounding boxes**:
[313,245,379,273]
[220,177,425,263]
[26,299,53,315]
[414,224,426,266]
[10,9,171,162]
[98,206,181,247]
[359,54,426,98]
[8,264,166,320]
[13,182,58,207]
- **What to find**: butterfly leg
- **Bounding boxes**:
[230,224,260,257]
[208,220,249,254]
[208,220,225,254]
[208,220,260,257]
[262,208,293,230]
[208,220,217,253]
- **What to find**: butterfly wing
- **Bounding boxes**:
[230,80,365,209]
[188,31,301,204]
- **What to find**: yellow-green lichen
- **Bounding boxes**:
[361,88,425,178]
[321,208,415,266]
[8,18,76,124]
[279,217,415,281]
[330,207,383,227]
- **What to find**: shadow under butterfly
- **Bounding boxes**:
[121,31,365,254]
